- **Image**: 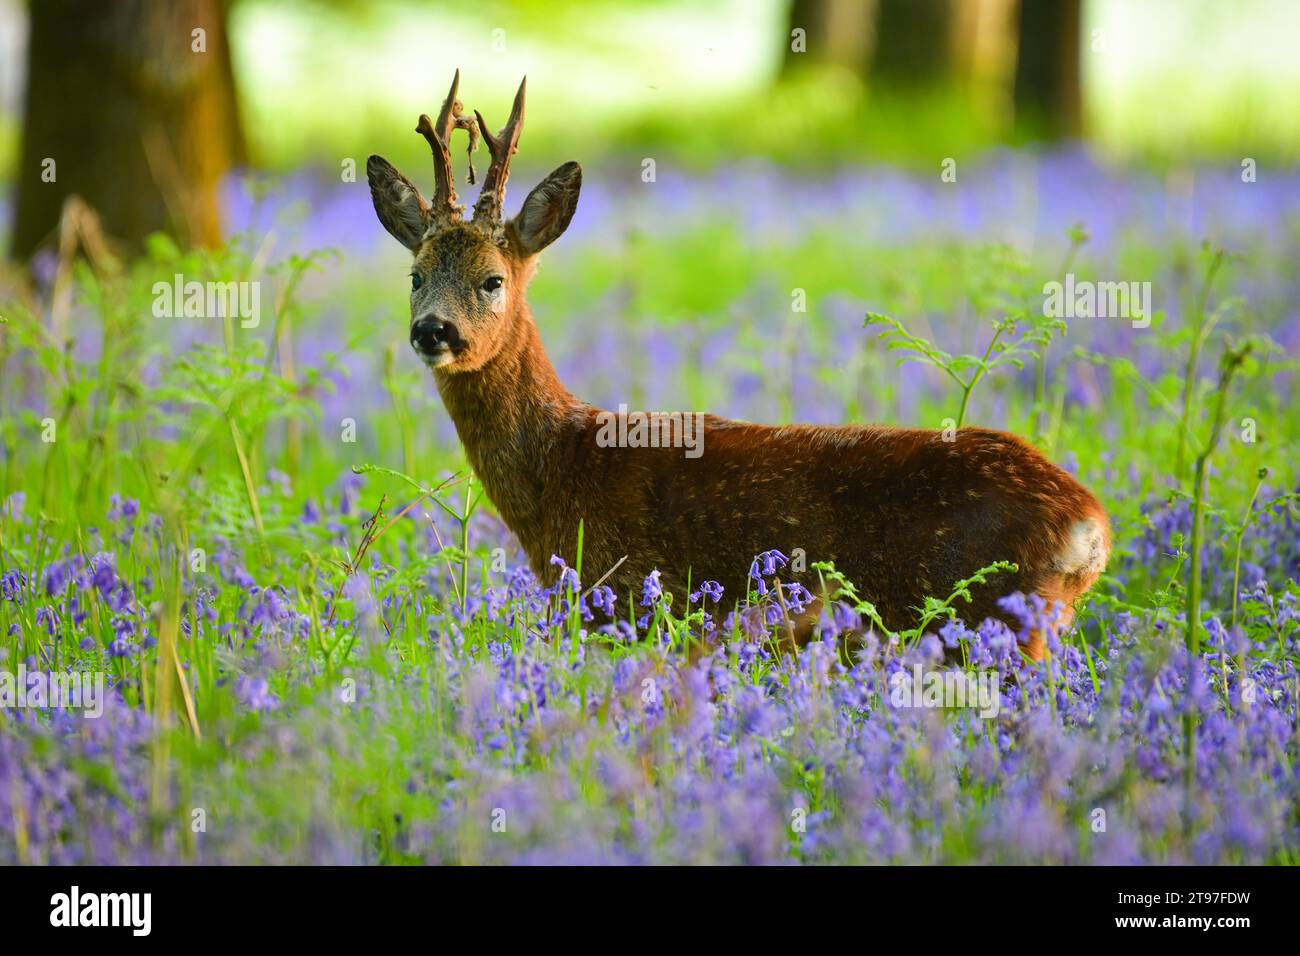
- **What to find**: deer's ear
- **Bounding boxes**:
[367,155,430,251]
[509,161,581,257]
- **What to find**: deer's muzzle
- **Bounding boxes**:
[410,315,462,360]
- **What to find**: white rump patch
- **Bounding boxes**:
[1053,518,1108,575]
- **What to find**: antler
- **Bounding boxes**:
[415,69,480,223]
[471,77,526,232]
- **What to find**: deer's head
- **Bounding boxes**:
[367,71,581,372]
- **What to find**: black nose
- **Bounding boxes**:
[410,316,455,352]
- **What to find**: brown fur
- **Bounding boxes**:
[433,302,1109,659]
[368,77,1111,662]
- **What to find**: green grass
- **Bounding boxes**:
[1,169,1298,862]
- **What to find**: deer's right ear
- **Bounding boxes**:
[367,155,431,252]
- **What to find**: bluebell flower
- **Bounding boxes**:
[641,570,663,607]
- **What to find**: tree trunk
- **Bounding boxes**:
[1012,0,1083,139]
[782,0,873,77]
[10,0,242,260]
[870,0,955,90]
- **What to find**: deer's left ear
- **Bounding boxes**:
[509,161,581,257]
[367,155,431,251]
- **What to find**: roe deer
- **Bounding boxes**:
[366,72,1110,660]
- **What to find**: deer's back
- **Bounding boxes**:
[532,414,1108,634]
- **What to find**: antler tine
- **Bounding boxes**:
[415,70,481,222]
[471,77,526,232]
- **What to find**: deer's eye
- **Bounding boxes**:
[480,276,503,293]
[411,273,423,292]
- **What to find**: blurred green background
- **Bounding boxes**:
[1,0,1298,259]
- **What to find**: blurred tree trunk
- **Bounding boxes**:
[1012,0,1082,139]
[870,0,955,89]
[782,0,872,76]
[11,0,243,260]
[215,2,249,168]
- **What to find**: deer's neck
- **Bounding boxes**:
[433,309,581,538]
